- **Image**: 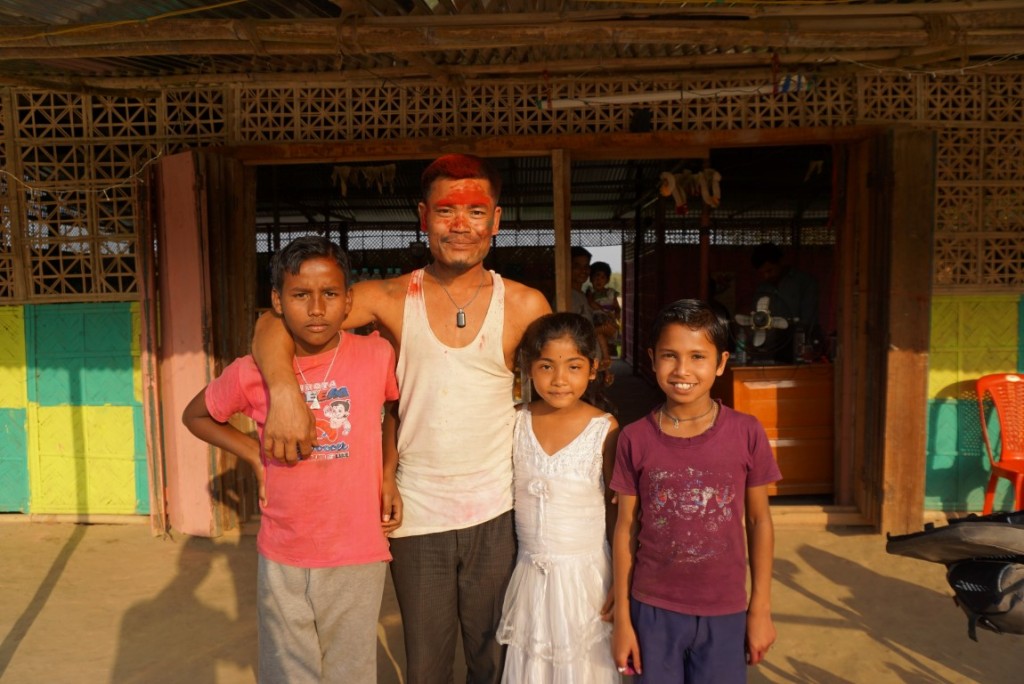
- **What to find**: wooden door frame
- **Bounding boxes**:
[143,150,254,536]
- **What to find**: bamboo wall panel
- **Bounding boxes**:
[1,71,1023,302]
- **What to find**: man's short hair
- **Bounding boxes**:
[751,242,784,269]
[420,154,502,203]
[570,246,592,262]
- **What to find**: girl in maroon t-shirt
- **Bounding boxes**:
[609,299,781,682]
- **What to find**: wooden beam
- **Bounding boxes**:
[0,18,944,58]
[221,127,876,165]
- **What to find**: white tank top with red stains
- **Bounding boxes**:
[391,268,514,538]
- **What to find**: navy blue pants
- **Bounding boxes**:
[631,598,747,684]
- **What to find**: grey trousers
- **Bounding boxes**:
[257,555,387,684]
[389,511,517,684]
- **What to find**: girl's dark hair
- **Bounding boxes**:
[270,235,351,292]
[519,312,616,415]
[648,299,730,358]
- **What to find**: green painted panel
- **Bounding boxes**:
[926,398,1017,512]
[0,408,28,512]
[925,400,962,509]
[33,357,136,406]
[28,303,139,406]
[30,303,132,357]
[133,405,149,514]
[25,303,145,515]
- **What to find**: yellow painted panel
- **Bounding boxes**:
[30,453,137,514]
[130,302,141,354]
[958,298,1019,351]
[929,295,1019,400]
[929,298,958,352]
[928,351,960,400]
[0,307,27,409]
[29,404,138,514]
[959,350,1019,388]
[34,405,135,459]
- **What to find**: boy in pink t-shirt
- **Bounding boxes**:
[183,236,399,684]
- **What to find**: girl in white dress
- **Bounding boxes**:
[498,312,621,683]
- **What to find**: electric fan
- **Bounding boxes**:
[734,296,789,347]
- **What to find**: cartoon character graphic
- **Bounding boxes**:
[318,398,352,442]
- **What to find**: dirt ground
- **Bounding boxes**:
[0,519,1020,684]
[4,364,1021,683]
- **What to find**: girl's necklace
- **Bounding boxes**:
[292,332,341,410]
[429,267,487,329]
[659,400,717,431]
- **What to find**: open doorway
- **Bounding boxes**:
[251,148,840,505]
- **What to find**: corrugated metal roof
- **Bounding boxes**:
[1,1,1021,87]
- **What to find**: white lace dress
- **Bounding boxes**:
[498,408,621,684]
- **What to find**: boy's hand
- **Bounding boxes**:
[252,459,268,506]
[380,478,403,536]
[263,388,315,463]
[745,609,776,665]
[612,620,642,676]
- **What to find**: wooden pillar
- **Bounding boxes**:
[552,149,572,313]
[880,129,934,535]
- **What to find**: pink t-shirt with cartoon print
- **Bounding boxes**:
[205,332,399,568]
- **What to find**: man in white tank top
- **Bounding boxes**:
[253,155,550,683]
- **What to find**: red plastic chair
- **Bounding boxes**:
[976,373,1024,514]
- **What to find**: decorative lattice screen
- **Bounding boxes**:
[2,72,1023,302]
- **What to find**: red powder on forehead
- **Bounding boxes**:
[441,156,485,178]
[434,187,492,207]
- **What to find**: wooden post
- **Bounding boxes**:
[880,129,934,535]
[552,149,572,313]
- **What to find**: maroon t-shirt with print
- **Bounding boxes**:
[610,404,781,616]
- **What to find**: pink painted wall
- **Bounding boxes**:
[156,152,220,536]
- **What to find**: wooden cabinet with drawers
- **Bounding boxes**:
[715,364,834,497]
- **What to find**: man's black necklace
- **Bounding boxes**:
[430,268,487,329]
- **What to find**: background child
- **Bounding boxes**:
[497,312,621,683]
[182,236,400,684]
[610,299,780,682]
[587,260,622,355]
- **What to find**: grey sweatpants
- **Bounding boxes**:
[257,555,387,684]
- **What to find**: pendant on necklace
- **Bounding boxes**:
[310,395,321,410]
[456,309,467,328]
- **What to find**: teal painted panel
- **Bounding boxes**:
[0,408,29,512]
[30,302,132,357]
[28,303,138,406]
[926,398,1018,512]
[133,405,149,514]
[925,400,962,509]
[32,357,135,406]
